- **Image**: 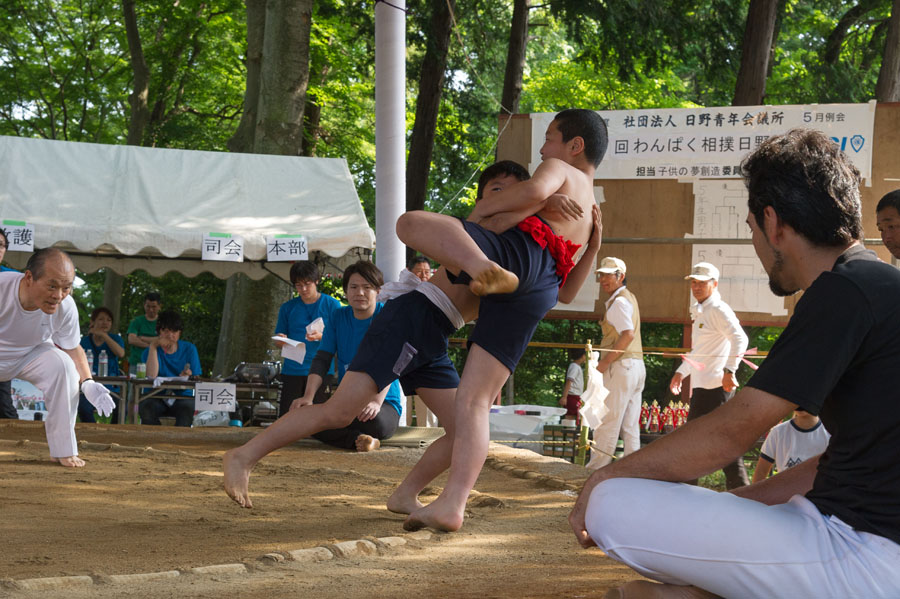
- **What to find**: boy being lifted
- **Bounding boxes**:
[396,108,607,531]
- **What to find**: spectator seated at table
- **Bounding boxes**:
[78,307,125,423]
[139,310,202,427]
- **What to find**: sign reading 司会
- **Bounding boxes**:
[201,232,244,262]
[1,220,35,252]
[195,382,237,412]
[529,102,876,182]
[265,234,308,262]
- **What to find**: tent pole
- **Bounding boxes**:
[374,0,406,282]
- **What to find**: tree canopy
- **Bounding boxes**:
[3,0,898,402]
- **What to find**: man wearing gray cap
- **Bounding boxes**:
[670,261,749,489]
[590,256,645,469]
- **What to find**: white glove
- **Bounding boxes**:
[81,379,115,417]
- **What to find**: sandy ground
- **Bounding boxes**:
[0,421,643,598]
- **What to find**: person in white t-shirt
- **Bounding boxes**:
[0,249,114,467]
[669,261,750,489]
[752,409,830,482]
[559,348,586,426]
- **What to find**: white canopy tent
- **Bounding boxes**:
[0,136,375,280]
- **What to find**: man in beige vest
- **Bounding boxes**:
[590,257,645,469]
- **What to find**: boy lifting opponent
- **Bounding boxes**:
[396,108,606,531]
[224,110,606,533]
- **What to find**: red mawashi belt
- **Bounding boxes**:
[516,216,581,288]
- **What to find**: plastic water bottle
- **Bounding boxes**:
[98,350,108,377]
[85,349,94,374]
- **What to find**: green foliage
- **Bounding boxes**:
[317,273,346,304]
[0,0,130,141]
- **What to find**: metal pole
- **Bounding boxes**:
[374,0,406,282]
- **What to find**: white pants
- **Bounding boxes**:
[0,343,80,457]
[590,358,645,468]
[586,478,900,599]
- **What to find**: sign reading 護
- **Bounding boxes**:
[195,382,237,412]
[1,220,35,252]
[529,102,876,181]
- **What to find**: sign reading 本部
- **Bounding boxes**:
[266,234,308,262]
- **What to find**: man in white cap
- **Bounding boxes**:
[591,256,645,469]
[669,261,749,489]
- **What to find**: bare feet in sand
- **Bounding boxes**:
[355,434,380,452]
[223,448,254,508]
[403,499,464,532]
[386,490,425,515]
[469,263,518,296]
[52,456,85,468]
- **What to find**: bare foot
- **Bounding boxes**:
[386,489,425,515]
[611,581,721,599]
[403,499,464,532]
[223,448,254,508]
[355,434,381,452]
[51,456,85,468]
[469,263,518,296]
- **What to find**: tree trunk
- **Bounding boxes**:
[732,0,779,106]
[254,1,312,155]
[405,0,454,219]
[213,273,293,376]
[122,0,150,145]
[103,270,124,340]
[228,0,266,153]
[876,0,900,101]
[501,0,529,115]
[215,0,312,375]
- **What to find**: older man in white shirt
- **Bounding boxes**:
[0,248,114,467]
[670,261,750,488]
[591,257,645,469]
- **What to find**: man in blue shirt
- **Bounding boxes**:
[139,310,202,427]
[273,261,341,416]
[289,261,403,452]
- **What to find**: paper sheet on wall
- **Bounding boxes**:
[688,181,787,316]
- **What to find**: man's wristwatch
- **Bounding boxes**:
[723,368,734,375]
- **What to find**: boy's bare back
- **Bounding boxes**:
[534,158,595,249]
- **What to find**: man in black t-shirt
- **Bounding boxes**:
[569,129,900,599]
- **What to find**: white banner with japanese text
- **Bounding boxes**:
[0,220,35,252]
[201,233,244,262]
[530,102,875,182]
[195,382,237,412]
[266,234,308,262]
